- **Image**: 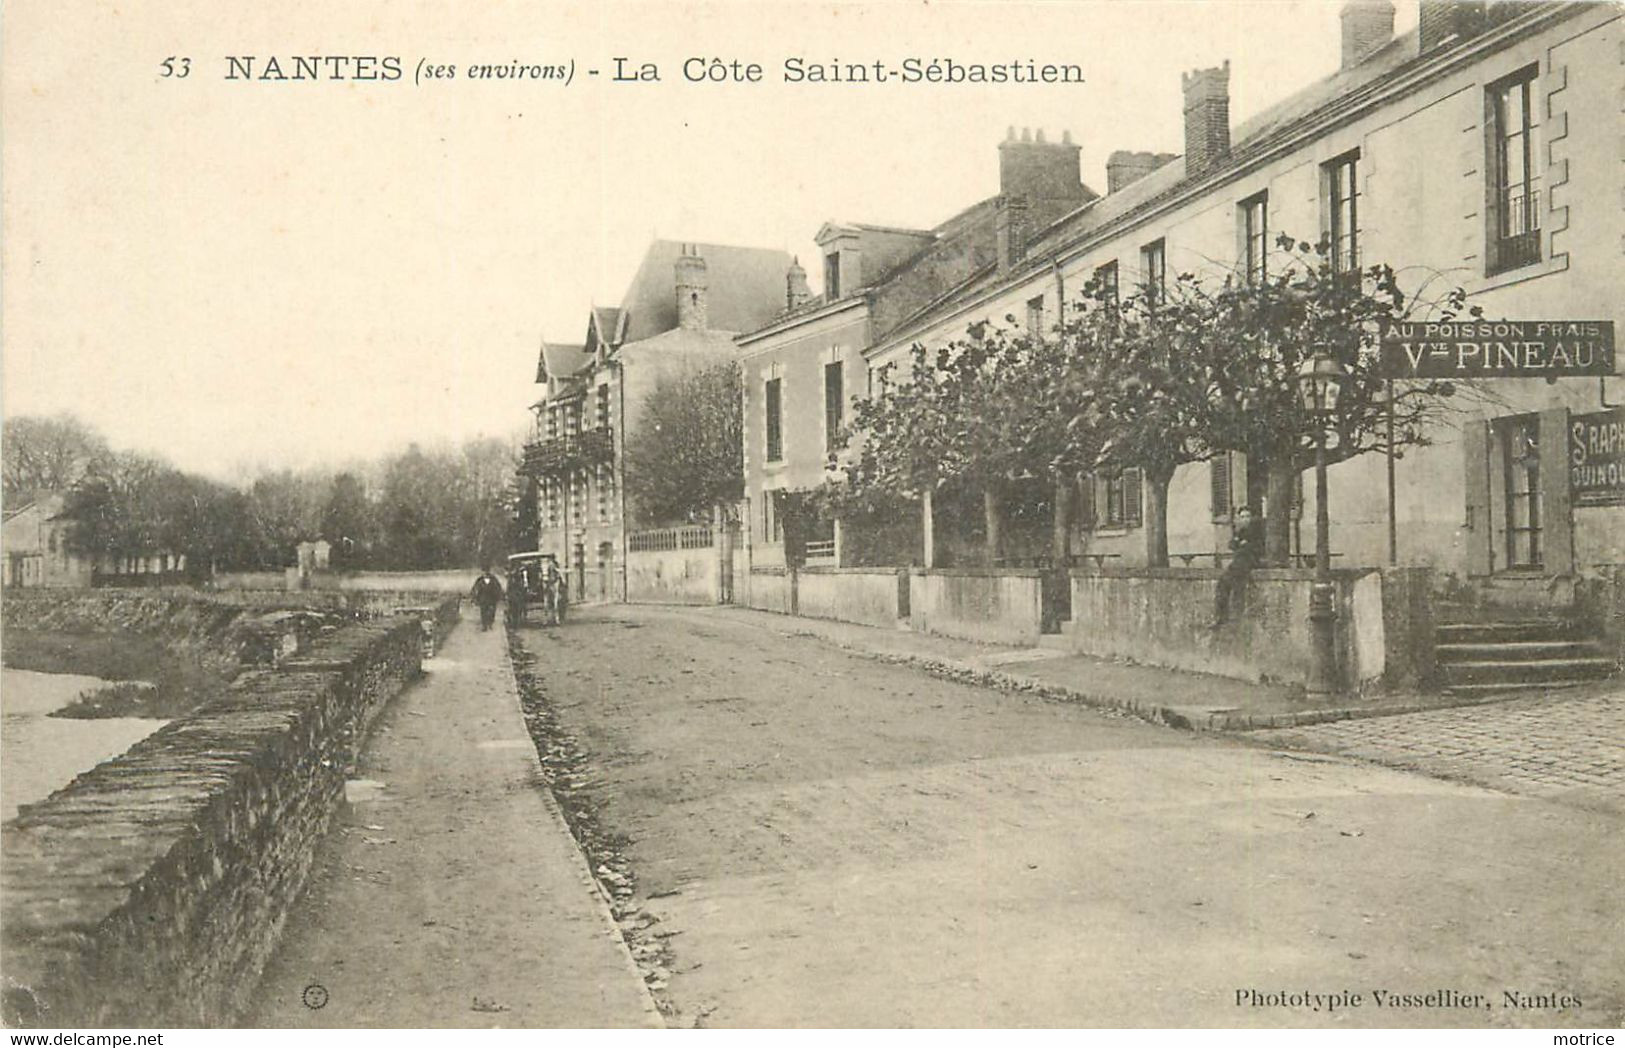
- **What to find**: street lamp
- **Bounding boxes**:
[1297,345,1347,696]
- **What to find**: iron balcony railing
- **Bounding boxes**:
[521,426,613,476]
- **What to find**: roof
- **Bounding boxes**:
[618,240,794,342]
[535,341,592,383]
[618,325,741,362]
[878,4,1586,352]
[589,307,627,350]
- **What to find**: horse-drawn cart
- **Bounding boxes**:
[505,551,568,627]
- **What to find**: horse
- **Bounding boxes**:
[539,569,567,626]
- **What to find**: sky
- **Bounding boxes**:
[2,0,1420,482]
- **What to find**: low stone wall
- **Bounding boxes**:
[1575,564,1625,666]
[211,571,288,591]
[625,546,717,605]
[797,568,906,629]
[214,569,476,594]
[0,618,425,1027]
[909,569,1044,646]
[744,568,793,615]
[1067,568,1385,689]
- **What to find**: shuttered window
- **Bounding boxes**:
[1211,454,1233,519]
[824,361,844,453]
[765,378,783,462]
[1077,474,1096,529]
[1104,468,1142,528]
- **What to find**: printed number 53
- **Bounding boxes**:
[160,57,190,78]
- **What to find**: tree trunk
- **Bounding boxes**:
[983,484,1005,565]
[1263,455,1296,566]
[1052,472,1072,566]
[1144,467,1172,568]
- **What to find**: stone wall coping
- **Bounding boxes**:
[1071,565,1379,581]
[910,567,1045,578]
[1,614,425,1027]
[799,566,907,576]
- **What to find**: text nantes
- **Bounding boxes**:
[226,56,403,81]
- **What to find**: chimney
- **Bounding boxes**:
[1419,0,1487,53]
[1106,150,1180,194]
[998,126,1084,211]
[1181,60,1231,178]
[995,194,1031,274]
[786,257,811,311]
[1341,0,1395,68]
[675,244,708,330]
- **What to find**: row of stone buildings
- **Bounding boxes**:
[524,0,1622,665]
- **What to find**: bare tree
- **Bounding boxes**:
[3,413,110,503]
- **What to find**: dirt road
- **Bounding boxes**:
[514,604,1624,1028]
[247,620,659,1028]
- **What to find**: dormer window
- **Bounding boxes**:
[824,253,841,301]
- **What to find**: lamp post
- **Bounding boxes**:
[1297,346,1347,696]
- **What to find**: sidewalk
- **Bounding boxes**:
[697,604,1603,731]
[246,620,661,1028]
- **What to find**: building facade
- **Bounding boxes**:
[523,240,791,601]
[2,494,92,588]
[861,0,1622,607]
[739,131,1101,567]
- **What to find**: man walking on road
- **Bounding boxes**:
[470,565,505,631]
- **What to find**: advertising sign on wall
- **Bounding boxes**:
[1379,320,1615,379]
[1569,406,1625,508]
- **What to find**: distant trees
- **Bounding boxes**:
[9,412,525,576]
[624,361,743,525]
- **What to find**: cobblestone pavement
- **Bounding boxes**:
[1256,687,1624,812]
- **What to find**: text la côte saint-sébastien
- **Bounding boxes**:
[609,56,1085,84]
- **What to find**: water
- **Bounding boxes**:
[1,669,168,823]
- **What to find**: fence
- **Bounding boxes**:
[628,525,714,553]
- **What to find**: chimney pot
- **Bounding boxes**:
[675,248,708,330]
[1181,60,1231,177]
[1418,0,1487,52]
[1340,0,1395,69]
[785,256,811,311]
[998,127,1085,214]
[995,194,1031,275]
[1106,150,1179,194]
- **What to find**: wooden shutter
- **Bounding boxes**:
[1077,473,1096,529]
[1210,455,1232,519]
[1538,407,1573,575]
[1123,468,1143,527]
[1462,419,1492,575]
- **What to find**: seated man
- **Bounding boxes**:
[1211,506,1263,628]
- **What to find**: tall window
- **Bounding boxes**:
[1210,452,1244,520]
[824,360,844,453]
[1104,468,1143,528]
[1141,239,1166,305]
[1025,294,1046,339]
[1241,192,1269,285]
[824,253,841,300]
[1094,260,1120,308]
[1325,151,1359,274]
[1488,66,1541,274]
[595,384,611,429]
[765,377,783,462]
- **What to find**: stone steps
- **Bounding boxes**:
[1435,617,1618,695]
